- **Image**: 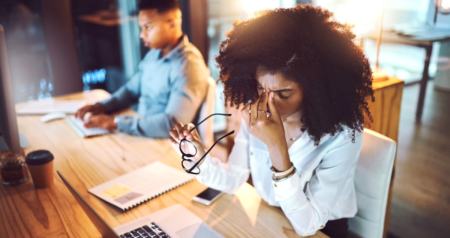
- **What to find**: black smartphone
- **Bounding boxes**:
[192,187,224,205]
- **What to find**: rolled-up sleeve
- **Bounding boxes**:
[271,170,306,202]
[273,135,362,236]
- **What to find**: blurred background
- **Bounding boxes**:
[1,0,449,237]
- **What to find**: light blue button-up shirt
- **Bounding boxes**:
[101,36,210,138]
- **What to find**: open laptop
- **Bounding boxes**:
[57,171,224,238]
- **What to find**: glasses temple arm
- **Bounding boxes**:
[188,130,235,173]
[189,113,232,133]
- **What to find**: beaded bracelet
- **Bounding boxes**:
[272,167,297,182]
[271,163,294,177]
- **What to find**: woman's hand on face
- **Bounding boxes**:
[242,91,291,171]
[241,91,286,149]
[169,122,206,163]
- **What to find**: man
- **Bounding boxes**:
[75,0,209,138]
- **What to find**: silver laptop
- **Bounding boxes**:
[57,171,224,238]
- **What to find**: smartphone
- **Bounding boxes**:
[192,187,224,206]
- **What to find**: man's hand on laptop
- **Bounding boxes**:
[75,103,106,120]
[83,115,117,131]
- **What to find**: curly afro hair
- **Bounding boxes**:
[216,4,374,145]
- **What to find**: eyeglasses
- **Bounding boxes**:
[180,113,235,174]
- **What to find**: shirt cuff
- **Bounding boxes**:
[114,115,136,133]
[272,170,304,202]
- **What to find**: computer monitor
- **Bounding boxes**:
[0,25,22,154]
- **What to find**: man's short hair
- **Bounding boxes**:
[138,0,180,13]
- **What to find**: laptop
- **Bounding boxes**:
[57,171,224,238]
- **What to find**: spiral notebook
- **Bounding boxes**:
[89,161,194,211]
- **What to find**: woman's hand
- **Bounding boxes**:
[241,91,291,171]
[169,123,207,164]
[241,91,285,148]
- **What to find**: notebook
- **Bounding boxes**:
[17,100,86,115]
[66,116,111,138]
[89,161,194,211]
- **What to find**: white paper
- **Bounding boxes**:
[17,100,86,115]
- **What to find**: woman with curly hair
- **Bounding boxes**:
[169,4,374,237]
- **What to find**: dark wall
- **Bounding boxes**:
[41,0,82,96]
[180,0,209,64]
[0,0,82,101]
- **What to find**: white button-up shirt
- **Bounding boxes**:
[196,120,362,236]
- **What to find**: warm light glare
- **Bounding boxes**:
[332,0,385,35]
[442,0,450,10]
[240,0,279,15]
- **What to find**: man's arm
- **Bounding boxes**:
[75,71,140,120]
[100,69,142,113]
[115,57,209,138]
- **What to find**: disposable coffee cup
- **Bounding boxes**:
[25,150,54,188]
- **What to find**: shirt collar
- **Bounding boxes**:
[160,35,189,61]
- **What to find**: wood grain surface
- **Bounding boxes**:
[368,77,404,142]
[0,90,327,238]
[389,81,450,237]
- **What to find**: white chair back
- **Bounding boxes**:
[348,129,396,238]
[197,76,216,148]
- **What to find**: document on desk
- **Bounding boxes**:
[17,99,86,115]
[89,161,194,211]
[66,116,111,138]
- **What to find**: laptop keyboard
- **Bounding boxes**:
[120,222,171,238]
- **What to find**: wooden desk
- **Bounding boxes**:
[368,76,404,142]
[362,30,450,122]
[0,90,326,238]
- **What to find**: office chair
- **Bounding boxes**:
[348,129,397,238]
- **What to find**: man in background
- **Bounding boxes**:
[75,0,209,138]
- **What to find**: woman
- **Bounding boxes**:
[169,5,374,237]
